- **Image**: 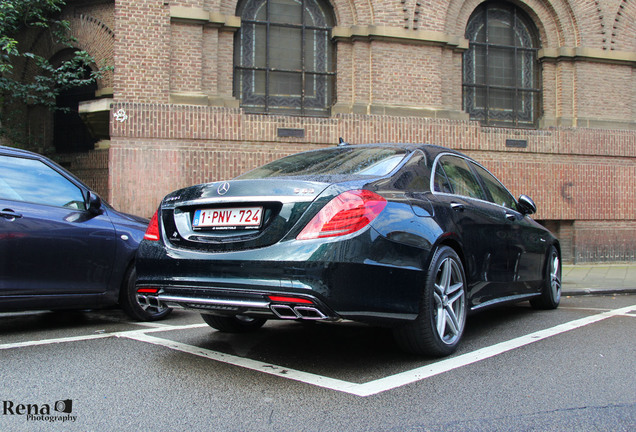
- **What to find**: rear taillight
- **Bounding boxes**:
[297,190,387,240]
[144,210,160,241]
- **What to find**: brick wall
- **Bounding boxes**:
[38,0,636,264]
[108,107,636,263]
[55,149,110,200]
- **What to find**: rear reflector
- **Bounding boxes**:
[137,287,159,294]
[144,210,160,241]
[297,190,387,240]
[268,295,313,304]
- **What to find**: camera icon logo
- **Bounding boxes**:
[54,400,73,414]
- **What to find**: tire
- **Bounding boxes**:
[530,246,561,310]
[393,246,467,357]
[120,265,172,321]
[201,314,267,333]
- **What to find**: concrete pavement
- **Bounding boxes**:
[563,264,636,296]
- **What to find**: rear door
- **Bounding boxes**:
[0,154,116,297]
[433,155,515,305]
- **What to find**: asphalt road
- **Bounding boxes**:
[1,294,635,431]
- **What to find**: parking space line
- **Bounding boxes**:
[125,304,636,397]
[0,323,208,351]
[3,305,634,397]
[125,332,362,395]
[354,304,635,396]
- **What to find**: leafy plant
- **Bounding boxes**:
[0,0,105,149]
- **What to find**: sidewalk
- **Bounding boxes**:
[562,264,636,296]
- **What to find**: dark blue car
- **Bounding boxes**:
[0,146,171,321]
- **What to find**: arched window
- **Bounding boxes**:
[234,0,335,116]
[463,2,541,128]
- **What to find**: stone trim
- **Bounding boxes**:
[169,6,240,31]
[332,103,469,121]
[332,26,469,51]
[169,93,240,108]
[539,47,636,66]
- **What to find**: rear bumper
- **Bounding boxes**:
[136,228,428,324]
[155,290,337,321]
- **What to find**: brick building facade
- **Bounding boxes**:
[7,0,636,263]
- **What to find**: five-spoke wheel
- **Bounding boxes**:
[394,246,467,356]
[531,245,561,310]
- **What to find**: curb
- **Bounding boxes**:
[562,287,636,296]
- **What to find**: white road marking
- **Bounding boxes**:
[127,304,636,397]
[0,323,207,350]
[2,305,634,397]
[125,332,362,395]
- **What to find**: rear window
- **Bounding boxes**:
[238,147,407,179]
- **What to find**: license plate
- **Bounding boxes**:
[192,207,263,230]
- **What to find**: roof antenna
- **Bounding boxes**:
[338,137,349,146]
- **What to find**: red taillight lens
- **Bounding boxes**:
[144,210,160,241]
[297,190,387,240]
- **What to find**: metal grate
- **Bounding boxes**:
[462,2,541,128]
[234,0,336,117]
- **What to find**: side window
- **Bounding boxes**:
[0,155,86,210]
[471,162,518,210]
[435,156,485,200]
[393,152,430,193]
[433,165,452,194]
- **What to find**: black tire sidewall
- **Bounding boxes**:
[120,265,172,321]
[423,246,467,354]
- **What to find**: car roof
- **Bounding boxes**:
[0,145,92,191]
[333,142,470,161]
[0,145,42,158]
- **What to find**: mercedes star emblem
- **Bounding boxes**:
[217,182,230,195]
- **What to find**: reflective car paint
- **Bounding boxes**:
[0,145,157,317]
[135,143,560,353]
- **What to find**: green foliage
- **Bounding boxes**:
[0,0,105,147]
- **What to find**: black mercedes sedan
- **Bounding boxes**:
[0,146,171,321]
[136,143,561,356]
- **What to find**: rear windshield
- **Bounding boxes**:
[238,147,407,179]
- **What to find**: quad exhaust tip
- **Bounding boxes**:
[269,304,328,320]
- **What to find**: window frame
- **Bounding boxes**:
[431,153,520,212]
[234,0,336,117]
[0,155,88,210]
[462,1,541,128]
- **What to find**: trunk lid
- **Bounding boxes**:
[159,179,330,252]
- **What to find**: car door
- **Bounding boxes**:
[470,162,546,290]
[0,154,117,297]
[432,155,515,306]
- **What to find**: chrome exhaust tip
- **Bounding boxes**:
[293,306,328,320]
[270,304,300,319]
[269,303,329,320]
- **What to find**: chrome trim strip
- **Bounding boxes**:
[167,195,316,209]
[157,294,269,309]
[470,293,539,311]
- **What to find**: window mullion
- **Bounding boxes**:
[265,0,271,114]
[484,6,490,126]
[513,8,519,127]
[301,0,306,116]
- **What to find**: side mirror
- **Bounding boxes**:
[87,191,103,215]
[517,194,537,215]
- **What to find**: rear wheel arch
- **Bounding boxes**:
[430,238,467,278]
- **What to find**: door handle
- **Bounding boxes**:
[450,202,465,212]
[505,212,516,221]
[0,209,23,221]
